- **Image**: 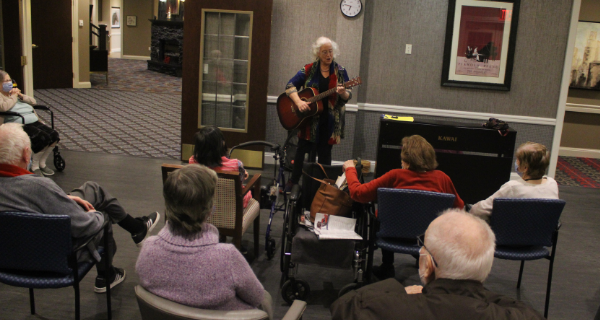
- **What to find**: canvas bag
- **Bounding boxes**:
[305,164,353,222]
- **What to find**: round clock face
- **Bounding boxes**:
[340,0,362,18]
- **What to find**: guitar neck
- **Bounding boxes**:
[306,81,353,104]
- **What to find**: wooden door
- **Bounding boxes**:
[1,0,24,89]
[181,0,273,165]
[31,0,73,89]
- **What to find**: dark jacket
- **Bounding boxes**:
[331,278,544,320]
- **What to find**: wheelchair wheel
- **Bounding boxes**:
[338,283,358,298]
[266,237,276,260]
[53,149,65,172]
[281,279,310,305]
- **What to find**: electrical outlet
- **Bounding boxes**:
[79,20,84,27]
[405,44,412,54]
[148,47,151,51]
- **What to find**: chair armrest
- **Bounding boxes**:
[32,105,50,111]
[290,184,301,201]
[281,300,307,320]
[242,173,261,196]
[0,111,25,124]
[73,219,110,252]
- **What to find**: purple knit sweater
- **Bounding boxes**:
[136,222,264,310]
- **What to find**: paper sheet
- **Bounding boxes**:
[313,213,362,240]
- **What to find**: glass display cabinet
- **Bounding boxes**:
[199,10,252,132]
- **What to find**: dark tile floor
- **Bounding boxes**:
[1,150,599,319]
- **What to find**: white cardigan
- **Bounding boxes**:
[470,177,559,217]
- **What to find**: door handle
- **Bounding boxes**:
[32,44,38,49]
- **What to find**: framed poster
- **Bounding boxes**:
[441,0,520,91]
[570,21,600,90]
[111,7,120,28]
[126,15,137,27]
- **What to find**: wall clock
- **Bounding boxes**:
[340,0,362,18]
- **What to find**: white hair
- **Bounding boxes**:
[311,36,340,60]
[426,209,496,282]
[0,123,31,165]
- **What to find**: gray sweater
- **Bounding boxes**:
[0,174,105,261]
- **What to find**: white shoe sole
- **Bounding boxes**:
[94,269,127,293]
[136,212,161,248]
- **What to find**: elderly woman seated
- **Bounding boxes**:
[470,142,558,219]
[0,70,59,176]
[136,164,271,316]
[342,134,464,280]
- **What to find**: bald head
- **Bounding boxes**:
[425,209,496,282]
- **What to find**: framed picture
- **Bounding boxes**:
[441,0,520,91]
[570,21,600,90]
[111,7,120,28]
[167,0,180,15]
[126,15,137,27]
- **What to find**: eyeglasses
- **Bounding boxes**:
[417,234,438,268]
[3,79,14,84]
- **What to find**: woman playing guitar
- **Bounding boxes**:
[284,36,352,191]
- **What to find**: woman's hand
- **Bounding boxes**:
[9,88,21,98]
[343,160,355,170]
[337,85,349,100]
[296,100,310,113]
[244,170,249,180]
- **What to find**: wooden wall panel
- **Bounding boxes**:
[181,0,273,152]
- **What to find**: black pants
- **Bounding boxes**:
[291,138,333,183]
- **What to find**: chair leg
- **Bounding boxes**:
[544,256,555,319]
[516,260,525,289]
[29,288,35,315]
[104,224,113,320]
[254,216,260,257]
[233,235,242,250]
[74,282,81,320]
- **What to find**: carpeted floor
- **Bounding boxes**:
[555,156,600,188]
[34,88,181,159]
[90,58,182,94]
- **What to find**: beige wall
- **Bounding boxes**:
[122,0,152,57]
[562,0,600,151]
[79,0,90,83]
[561,112,600,149]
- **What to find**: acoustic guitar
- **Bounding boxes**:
[276,77,362,131]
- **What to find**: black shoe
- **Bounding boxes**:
[372,263,395,280]
[132,212,160,247]
[240,245,248,255]
[94,267,126,293]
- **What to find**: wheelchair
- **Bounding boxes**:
[279,159,375,304]
[0,105,66,171]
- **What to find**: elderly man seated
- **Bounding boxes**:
[331,209,545,320]
[0,123,160,293]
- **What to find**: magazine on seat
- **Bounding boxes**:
[313,213,362,240]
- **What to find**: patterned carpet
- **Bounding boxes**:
[90,58,182,94]
[34,88,181,159]
[555,156,600,188]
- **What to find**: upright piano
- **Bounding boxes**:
[375,117,517,204]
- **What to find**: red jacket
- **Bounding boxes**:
[345,167,464,209]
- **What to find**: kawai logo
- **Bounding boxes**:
[438,136,457,142]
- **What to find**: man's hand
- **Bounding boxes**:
[405,285,423,294]
[68,195,96,212]
[343,160,355,170]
